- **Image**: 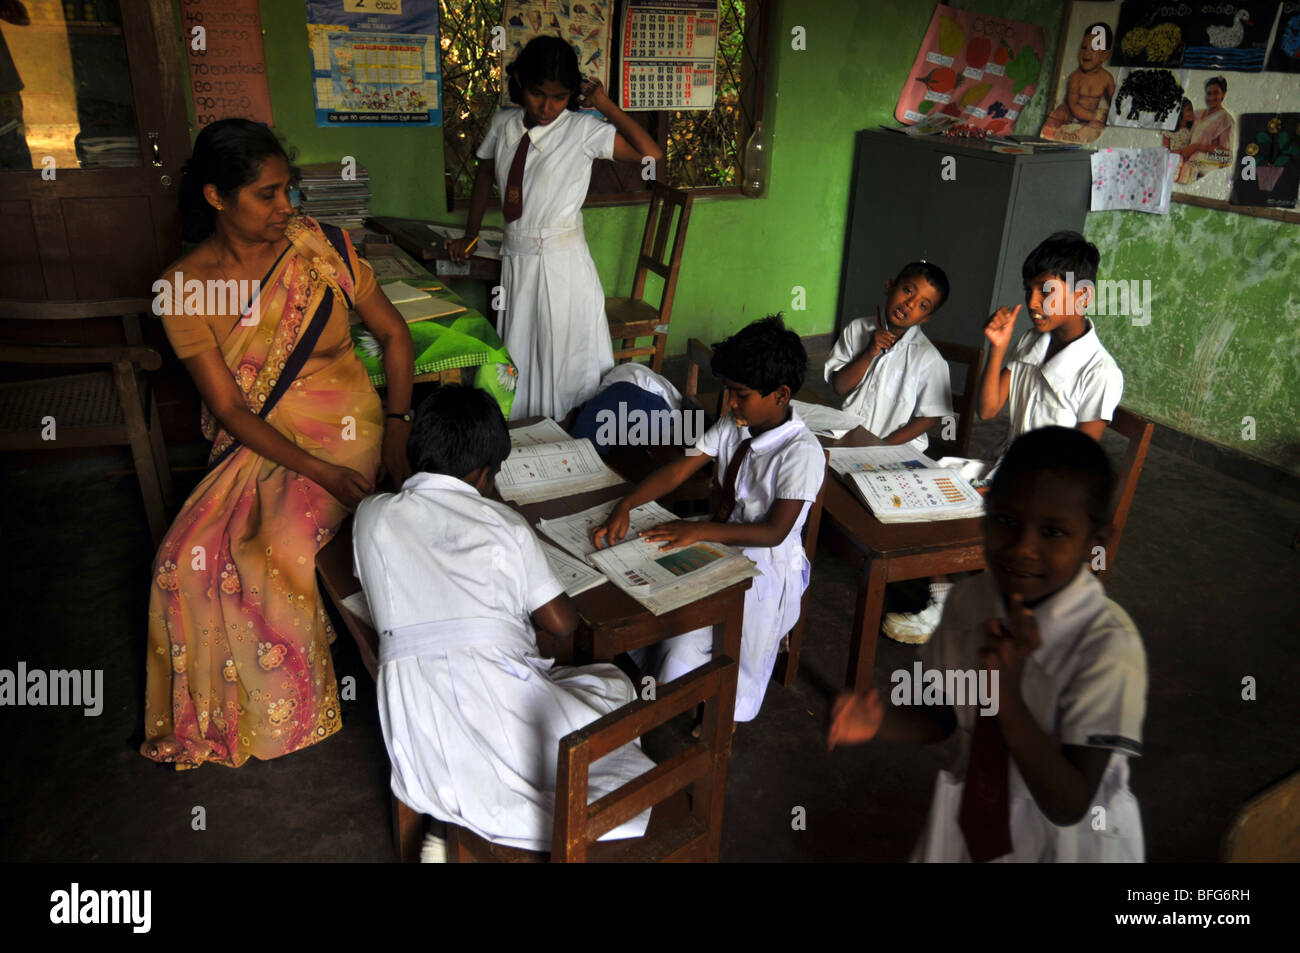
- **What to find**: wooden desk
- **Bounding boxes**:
[369,215,503,284]
[818,427,986,693]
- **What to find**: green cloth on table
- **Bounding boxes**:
[352,286,516,419]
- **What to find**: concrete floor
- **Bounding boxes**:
[2,356,1298,862]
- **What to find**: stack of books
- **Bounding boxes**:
[77,136,138,167]
[296,162,372,229]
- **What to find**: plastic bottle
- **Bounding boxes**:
[742,120,767,197]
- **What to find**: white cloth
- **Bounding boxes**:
[598,362,683,411]
[824,318,953,452]
[650,408,825,722]
[1005,319,1124,444]
[913,566,1147,862]
[353,472,652,852]
[477,108,617,420]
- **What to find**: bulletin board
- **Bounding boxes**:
[1048,1,1300,222]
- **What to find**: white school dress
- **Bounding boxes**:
[912,566,1147,862]
[1005,319,1124,444]
[353,472,651,852]
[477,107,616,420]
[824,318,953,452]
[649,409,825,722]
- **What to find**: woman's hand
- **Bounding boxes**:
[828,689,885,749]
[638,519,705,553]
[380,420,412,488]
[319,464,374,508]
[984,304,1020,350]
[445,236,478,264]
[590,502,631,549]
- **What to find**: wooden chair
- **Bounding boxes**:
[1098,406,1154,583]
[447,655,738,863]
[0,298,173,546]
[606,183,694,372]
[1222,770,1300,861]
[772,448,830,685]
[927,339,984,459]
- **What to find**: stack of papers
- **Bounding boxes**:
[427,224,503,261]
[495,424,624,505]
[791,400,866,438]
[830,446,983,523]
[77,136,139,167]
[378,281,467,324]
[297,162,373,228]
[538,500,758,616]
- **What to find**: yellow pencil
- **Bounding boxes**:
[464,235,479,256]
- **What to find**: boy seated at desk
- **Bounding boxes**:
[592,315,825,725]
[352,385,652,860]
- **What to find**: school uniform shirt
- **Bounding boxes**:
[477,107,616,421]
[651,408,826,722]
[353,472,652,852]
[1005,319,1124,444]
[823,318,953,452]
[912,566,1147,862]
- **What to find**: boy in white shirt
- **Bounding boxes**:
[884,233,1124,643]
[353,385,652,857]
[592,316,826,724]
[824,260,955,453]
[830,427,1147,862]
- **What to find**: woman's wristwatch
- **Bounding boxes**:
[386,411,412,424]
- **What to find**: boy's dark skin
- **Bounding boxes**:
[590,377,804,554]
[828,469,1116,827]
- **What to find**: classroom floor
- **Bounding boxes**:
[2,353,1297,863]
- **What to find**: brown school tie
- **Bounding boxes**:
[502,129,530,223]
[713,437,753,523]
[958,712,1014,862]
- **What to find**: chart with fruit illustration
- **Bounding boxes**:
[896,3,1045,136]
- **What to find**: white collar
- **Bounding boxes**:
[981,565,1106,677]
[1018,320,1103,397]
[738,406,810,456]
[505,107,571,152]
[400,471,481,496]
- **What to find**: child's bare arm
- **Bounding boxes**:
[531,592,579,640]
[1076,419,1106,442]
[883,416,939,446]
[590,451,713,548]
[978,306,1018,419]
[827,688,956,749]
[640,497,805,552]
[831,329,896,396]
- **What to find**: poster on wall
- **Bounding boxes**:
[1106,67,1189,131]
[181,0,274,130]
[500,0,613,107]
[895,4,1046,136]
[1045,1,1299,207]
[305,0,442,126]
[1110,0,1280,72]
[1266,0,1300,70]
[1230,112,1300,206]
[618,0,719,111]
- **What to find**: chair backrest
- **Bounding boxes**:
[630,183,694,324]
[1099,406,1154,582]
[552,655,738,862]
[929,338,983,458]
[1221,770,1300,861]
[682,336,722,424]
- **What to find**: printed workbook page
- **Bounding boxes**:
[829,445,941,476]
[495,438,624,504]
[537,499,678,563]
[848,468,984,523]
[540,541,608,597]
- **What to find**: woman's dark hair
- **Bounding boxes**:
[506,35,582,110]
[711,313,806,396]
[1205,75,1227,94]
[178,118,292,243]
[894,261,951,312]
[406,384,511,479]
[990,426,1114,528]
[1022,230,1101,289]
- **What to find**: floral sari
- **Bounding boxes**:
[142,217,382,768]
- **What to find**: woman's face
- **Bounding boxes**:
[522,79,573,127]
[1181,102,1195,126]
[1205,84,1224,111]
[216,154,293,243]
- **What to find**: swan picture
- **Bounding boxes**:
[1206,10,1251,49]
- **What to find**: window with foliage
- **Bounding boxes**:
[438,0,769,209]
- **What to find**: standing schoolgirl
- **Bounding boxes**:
[448,36,664,420]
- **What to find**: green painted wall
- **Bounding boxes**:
[189,1,1296,472]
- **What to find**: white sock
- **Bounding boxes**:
[929,581,954,606]
[420,832,447,864]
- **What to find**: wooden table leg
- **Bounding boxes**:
[845,556,888,693]
[713,595,744,732]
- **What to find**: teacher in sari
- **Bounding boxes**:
[142,118,413,768]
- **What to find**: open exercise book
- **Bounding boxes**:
[537,499,759,616]
[829,446,984,523]
[790,399,866,439]
[496,419,624,505]
[379,281,467,324]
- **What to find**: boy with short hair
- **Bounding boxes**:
[824,260,955,452]
[592,315,825,723]
[831,427,1147,862]
[353,385,651,857]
